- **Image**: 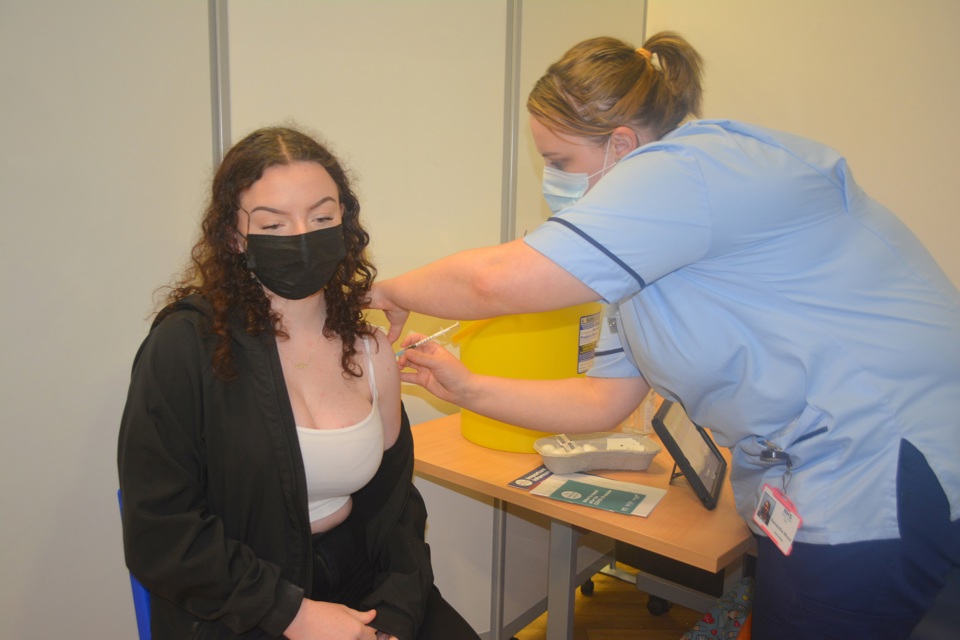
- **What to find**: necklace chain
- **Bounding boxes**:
[291,335,324,370]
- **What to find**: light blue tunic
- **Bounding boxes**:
[525,120,960,544]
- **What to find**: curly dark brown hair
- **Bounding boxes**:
[160,126,376,380]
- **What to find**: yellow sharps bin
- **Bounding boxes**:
[455,302,602,452]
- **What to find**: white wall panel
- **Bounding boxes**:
[0,1,212,638]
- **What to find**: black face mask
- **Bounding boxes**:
[244,226,347,300]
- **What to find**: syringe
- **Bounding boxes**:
[395,322,460,358]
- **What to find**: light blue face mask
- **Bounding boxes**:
[541,138,614,214]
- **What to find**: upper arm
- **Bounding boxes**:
[476,239,602,313]
[119,316,206,502]
[369,327,402,448]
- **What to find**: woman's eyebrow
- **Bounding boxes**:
[308,196,337,211]
[248,205,287,215]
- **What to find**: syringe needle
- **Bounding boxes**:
[395,322,460,358]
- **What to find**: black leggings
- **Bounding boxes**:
[311,522,480,640]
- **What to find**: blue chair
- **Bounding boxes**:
[117,490,152,640]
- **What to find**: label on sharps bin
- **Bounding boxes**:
[577,311,601,374]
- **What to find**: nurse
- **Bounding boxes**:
[371,32,960,639]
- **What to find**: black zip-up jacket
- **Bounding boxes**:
[118,296,433,639]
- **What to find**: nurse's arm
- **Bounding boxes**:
[459,374,648,434]
[371,239,599,342]
[400,341,648,433]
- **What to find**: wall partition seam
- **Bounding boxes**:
[641,0,649,43]
[500,0,523,244]
[209,0,231,168]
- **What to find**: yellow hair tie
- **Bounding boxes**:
[636,47,652,61]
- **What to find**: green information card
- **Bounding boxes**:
[546,479,647,514]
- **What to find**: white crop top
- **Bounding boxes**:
[296,337,384,524]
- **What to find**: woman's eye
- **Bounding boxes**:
[261,223,282,230]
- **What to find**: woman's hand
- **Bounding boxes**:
[397,333,475,406]
[375,632,398,640]
[284,599,378,640]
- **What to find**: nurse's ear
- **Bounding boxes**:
[610,126,644,160]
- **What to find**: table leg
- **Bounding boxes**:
[489,498,507,640]
[546,520,580,640]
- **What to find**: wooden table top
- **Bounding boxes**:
[412,414,754,573]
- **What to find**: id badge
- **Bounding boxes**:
[753,483,802,555]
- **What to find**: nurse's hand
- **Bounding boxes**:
[397,334,474,406]
[367,283,409,343]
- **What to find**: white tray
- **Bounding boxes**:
[534,432,662,475]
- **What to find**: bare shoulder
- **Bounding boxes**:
[347,325,399,394]
[364,325,398,373]
[362,325,402,446]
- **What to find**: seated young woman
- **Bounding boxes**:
[117,126,480,640]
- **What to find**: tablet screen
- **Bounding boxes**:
[660,406,723,490]
[653,400,727,509]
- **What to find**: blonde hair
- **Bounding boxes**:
[527,32,704,143]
